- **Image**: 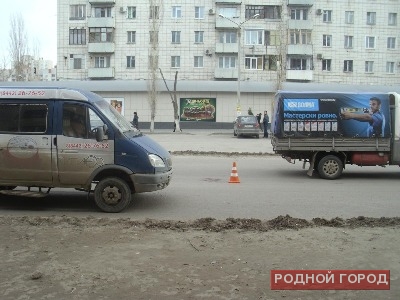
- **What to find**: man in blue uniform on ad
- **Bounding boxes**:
[340,97,385,137]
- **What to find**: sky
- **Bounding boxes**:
[0,0,57,66]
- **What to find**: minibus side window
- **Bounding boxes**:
[0,104,47,133]
[62,103,104,139]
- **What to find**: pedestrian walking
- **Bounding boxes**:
[132,112,139,129]
[263,111,269,138]
[256,113,263,131]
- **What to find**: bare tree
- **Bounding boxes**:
[9,13,29,81]
[270,4,286,92]
[147,0,163,132]
[160,69,181,132]
[0,55,11,81]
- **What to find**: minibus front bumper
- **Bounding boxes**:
[131,169,173,193]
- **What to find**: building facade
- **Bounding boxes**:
[56,0,400,125]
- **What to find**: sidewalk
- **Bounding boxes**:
[142,129,275,154]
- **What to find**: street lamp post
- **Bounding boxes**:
[219,13,259,116]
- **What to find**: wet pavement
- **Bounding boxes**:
[142,129,275,154]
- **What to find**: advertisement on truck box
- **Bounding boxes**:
[273,92,390,138]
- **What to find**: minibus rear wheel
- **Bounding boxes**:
[94,177,132,213]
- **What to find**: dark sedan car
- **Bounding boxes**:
[233,115,260,138]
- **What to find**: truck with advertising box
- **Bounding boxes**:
[271,91,400,179]
[0,87,173,212]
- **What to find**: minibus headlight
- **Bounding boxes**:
[148,154,166,168]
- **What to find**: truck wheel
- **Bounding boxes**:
[317,155,343,180]
[94,177,132,213]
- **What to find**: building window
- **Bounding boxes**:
[219,31,236,43]
[218,7,237,18]
[150,6,159,19]
[245,5,281,19]
[194,56,203,68]
[195,31,204,43]
[127,6,136,19]
[69,29,86,45]
[219,56,236,68]
[365,61,374,73]
[94,7,111,18]
[345,11,354,24]
[73,58,82,69]
[388,13,397,26]
[172,31,181,43]
[127,56,135,68]
[70,5,86,20]
[323,10,332,22]
[266,31,280,46]
[344,60,353,72]
[265,55,278,70]
[94,56,110,68]
[172,6,182,18]
[386,62,395,73]
[171,56,180,68]
[366,12,376,25]
[322,59,331,71]
[344,35,353,49]
[127,31,136,43]
[89,28,113,42]
[365,36,375,49]
[245,56,263,70]
[290,8,308,20]
[387,37,396,49]
[323,35,332,47]
[289,58,308,70]
[245,30,263,45]
[289,30,311,45]
[195,6,204,19]
[69,55,85,69]
[149,31,159,43]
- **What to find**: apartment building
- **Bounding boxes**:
[56,0,400,124]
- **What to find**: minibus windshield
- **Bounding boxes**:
[94,100,140,135]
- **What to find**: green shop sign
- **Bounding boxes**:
[180,98,216,122]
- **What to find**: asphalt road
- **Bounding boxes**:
[1,154,399,220]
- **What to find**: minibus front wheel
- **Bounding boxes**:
[94,177,132,213]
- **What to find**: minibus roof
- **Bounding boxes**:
[0,86,103,102]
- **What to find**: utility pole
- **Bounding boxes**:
[218,13,259,116]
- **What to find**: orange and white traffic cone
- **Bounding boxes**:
[229,162,240,183]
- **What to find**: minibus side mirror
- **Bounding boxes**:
[95,124,108,142]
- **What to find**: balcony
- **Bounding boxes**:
[246,45,267,55]
[287,44,313,55]
[88,67,115,79]
[89,0,115,4]
[88,42,115,53]
[215,43,238,53]
[214,68,238,79]
[287,0,314,5]
[215,0,241,4]
[286,69,313,81]
[288,19,313,30]
[216,18,241,29]
[88,17,115,28]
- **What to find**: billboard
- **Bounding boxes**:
[180,98,216,122]
[273,92,390,138]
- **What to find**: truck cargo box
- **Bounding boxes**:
[272,92,391,139]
